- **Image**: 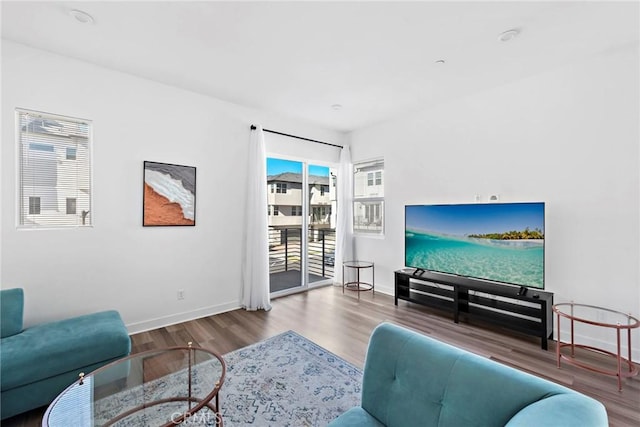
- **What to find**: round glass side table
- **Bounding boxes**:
[553,302,639,390]
[342,260,374,299]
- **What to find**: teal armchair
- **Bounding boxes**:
[329,322,608,427]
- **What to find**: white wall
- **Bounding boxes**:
[349,44,640,357]
[1,41,345,333]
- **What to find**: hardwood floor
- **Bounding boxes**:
[5,285,639,426]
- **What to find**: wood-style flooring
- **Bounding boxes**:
[5,285,639,426]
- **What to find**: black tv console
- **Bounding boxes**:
[395,269,554,350]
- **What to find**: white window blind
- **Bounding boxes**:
[17,109,92,228]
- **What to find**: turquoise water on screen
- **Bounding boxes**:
[405,231,544,288]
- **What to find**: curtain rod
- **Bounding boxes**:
[250,125,343,149]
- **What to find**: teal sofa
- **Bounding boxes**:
[0,288,131,420]
[329,322,608,427]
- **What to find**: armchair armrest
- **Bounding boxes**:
[1,288,24,338]
[505,394,608,427]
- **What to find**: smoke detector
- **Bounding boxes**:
[498,28,520,42]
[69,9,95,24]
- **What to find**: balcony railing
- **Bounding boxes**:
[269,227,335,289]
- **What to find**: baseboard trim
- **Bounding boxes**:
[125,300,241,335]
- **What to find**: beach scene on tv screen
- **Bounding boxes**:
[405,203,544,288]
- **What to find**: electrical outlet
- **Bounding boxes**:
[177,289,185,300]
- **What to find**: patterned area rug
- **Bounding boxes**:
[84,331,360,426]
[220,331,363,426]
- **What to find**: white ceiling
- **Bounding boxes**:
[2,1,638,132]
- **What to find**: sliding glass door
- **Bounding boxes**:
[267,158,336,295]
[267,158,303,293]
[307,164,336,286]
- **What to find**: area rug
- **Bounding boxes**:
[90,331,362,426]
[220,330,363,426]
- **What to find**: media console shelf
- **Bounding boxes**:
[395,269,554,350]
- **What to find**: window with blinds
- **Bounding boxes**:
[17,109,92,228]
[353,159,384,235]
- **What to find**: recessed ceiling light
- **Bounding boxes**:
[69,9,95,25]
[331,104,343,111]
[434,59,446,65]
[498,28,520,42]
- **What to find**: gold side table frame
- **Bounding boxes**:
[342,260,374,300]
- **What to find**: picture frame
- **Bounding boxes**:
[143,161,196,226]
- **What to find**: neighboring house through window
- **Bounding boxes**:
[29,196,41,215]
[353,159,384,235]
[66,198,77,215]
[17,109,92,228]
[367,171,382,186]
[311,206,331,224]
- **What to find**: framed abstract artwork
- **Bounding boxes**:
[143,161,196,226]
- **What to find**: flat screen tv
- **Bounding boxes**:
[405,202,545,289]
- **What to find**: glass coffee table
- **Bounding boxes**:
[43,343,225,427]
[553,303,639,390]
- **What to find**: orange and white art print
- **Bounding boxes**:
[143,161,196,226]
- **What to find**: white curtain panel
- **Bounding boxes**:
[334,145,355,285]
[241,125,272,311]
